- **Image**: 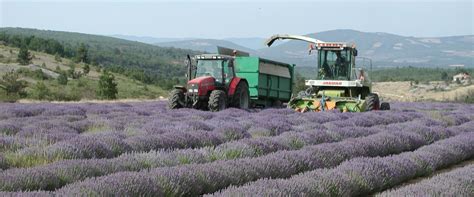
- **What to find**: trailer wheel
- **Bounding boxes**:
[380,102,390,110]
[169,89,185,109]
[365,93,380,111]
[232,82,250,109]
[209,90,227,112]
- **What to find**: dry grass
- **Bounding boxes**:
[373,81,474,102]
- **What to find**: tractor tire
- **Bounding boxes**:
[208,90,227,112]
[272,100,283,108]
[380,102,391,110]
[168,89,185,109]
[365,93,380,111]
[231,82,250,109]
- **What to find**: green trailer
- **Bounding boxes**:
[234,57,295,107]
[168,46,295,111]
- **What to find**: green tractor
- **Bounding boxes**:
[265,34,390,112]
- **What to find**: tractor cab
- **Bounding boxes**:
[314,43,358,81]
[191,54,235,87]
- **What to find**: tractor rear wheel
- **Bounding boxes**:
[231,82,250,109]
[169,89,185,109]
[380,102,390,110]
[365,93,380,111]
[208,90,227,112]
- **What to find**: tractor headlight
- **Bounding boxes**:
[187,84,199,93]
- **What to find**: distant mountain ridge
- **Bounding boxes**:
[120,29,473,68]
[260,29,473,67]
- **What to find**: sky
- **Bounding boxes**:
[1,0,473,39]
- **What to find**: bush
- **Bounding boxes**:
[57,71,68,85]
[30,82,51,100]
[0,70,27,97]
[83,64,90,75]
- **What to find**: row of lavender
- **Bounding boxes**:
[0,102,430,169]
[211,132,474,196]
[0,101,472,195]
[0,113,438,192]
[52,120,470,196]
[378,163,473,196]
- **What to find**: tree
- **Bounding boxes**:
[0,70,27,96]
[57,71,68,85]
[75,43,89,63]
[83,64,90,75]
[97,70,118,99]
[17,45,32,65]
[441,71,449,81]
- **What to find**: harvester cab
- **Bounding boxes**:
[168,47,250,112]
[265,34,390,112]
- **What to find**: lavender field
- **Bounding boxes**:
[0,101,472,196]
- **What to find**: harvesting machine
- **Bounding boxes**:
[168,47,295,111]
[265,34,390,112]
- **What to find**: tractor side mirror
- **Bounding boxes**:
[353,49,358,56]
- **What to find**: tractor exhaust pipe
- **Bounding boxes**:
[186,54,192,82]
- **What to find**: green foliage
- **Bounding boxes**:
[30,82,51,100]
[75,43,89,63]
[57,71,68,85]
[41,62,46,68]
[97,70,118,99]
[297,66,474,83]
[369,67,474,82]
[17,45,32,65]
[0,70,27,97]
[82,64,90,75]
[293,73,307,94]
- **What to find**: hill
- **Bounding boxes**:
[139,29,473,68]
[0,44,167,102]
[0,27,199,84]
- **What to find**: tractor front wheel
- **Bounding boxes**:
[231,82,250,109]
[208,90,227,112]
[365,93,380,111]
[168,89,185,109]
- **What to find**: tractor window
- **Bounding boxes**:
[223,61,233,85]
[196,60,223,82]
[318,49,351,80]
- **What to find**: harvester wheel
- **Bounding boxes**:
[365,93,380,111]
[231,82,250,109]
[209,90,227,112]
[169,89,185,109]
[380,102,390,110]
